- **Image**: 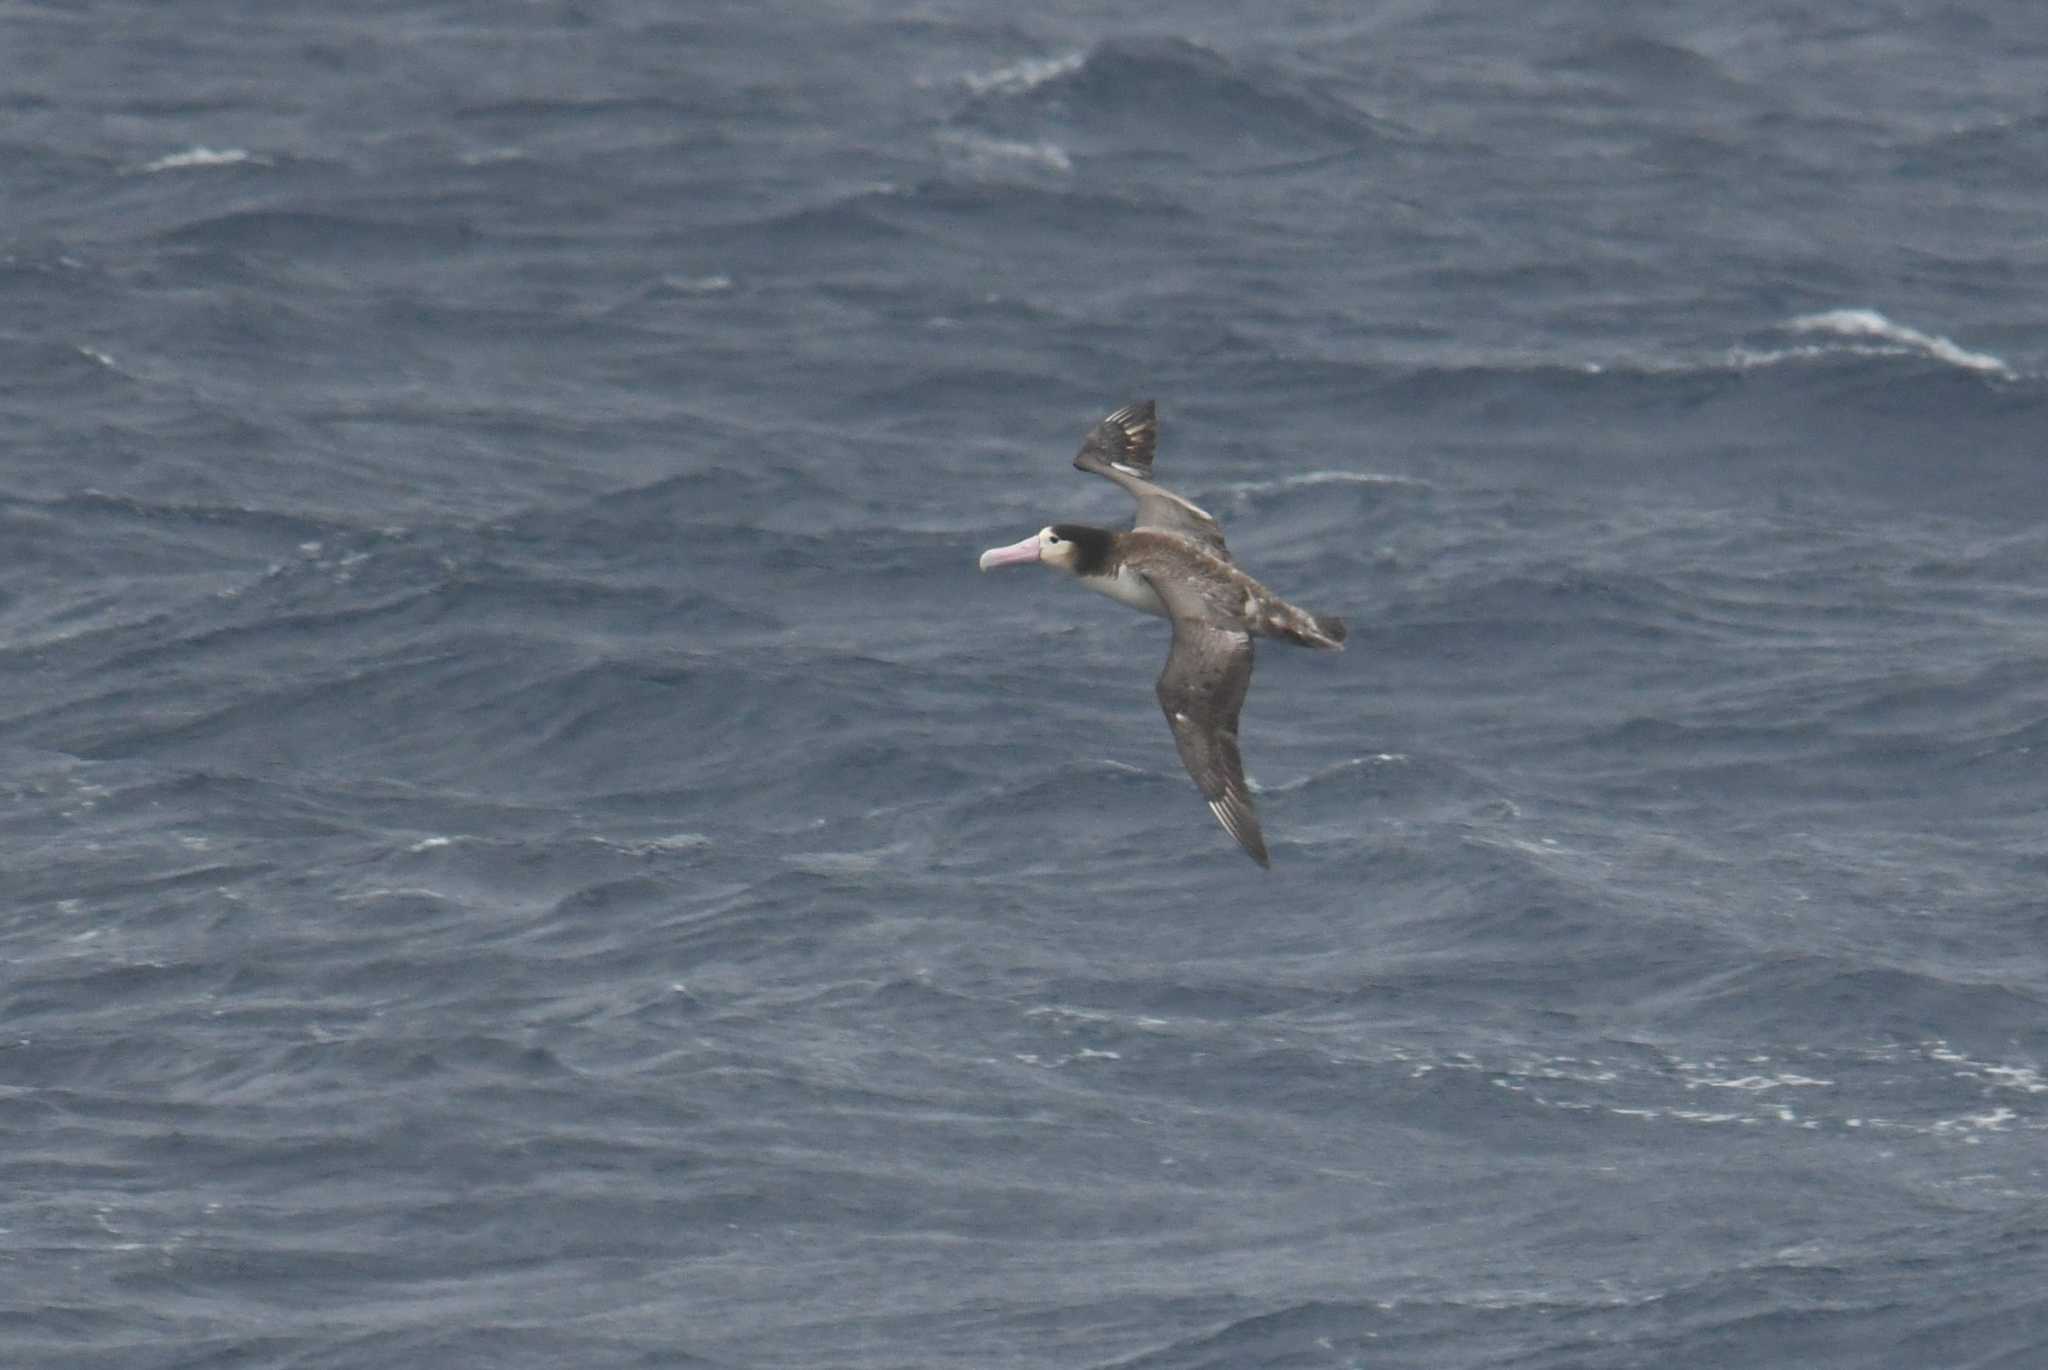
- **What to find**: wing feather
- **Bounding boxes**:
[1072,401,1231,560]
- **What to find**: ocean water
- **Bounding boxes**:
[4,2,2047,1366]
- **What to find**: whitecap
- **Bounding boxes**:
[1217,471,1433,497]
[937,129,1072,175]
[340,885,454,903]
[138,146,261,174]
[960,52,1085,97]
[1931,1106,2017,1135]
[660,273,733,294]
[1927,1041,2048,1094]
[785,844,902,876]
[594,833,713,856]
[1782,307,2013,377]
[1259,753,1408,794]
[1684,1071,1834,1092]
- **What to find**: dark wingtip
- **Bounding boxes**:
[1208,795,1270,868]
[1074,400,1159,476]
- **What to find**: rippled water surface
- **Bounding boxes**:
[4,3,2047,1366]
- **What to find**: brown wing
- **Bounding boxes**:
[1072,401,1231,560]
[1154,615,1267,867]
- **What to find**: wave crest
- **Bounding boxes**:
[952,35,1389,165]
[1744,308,2015,378]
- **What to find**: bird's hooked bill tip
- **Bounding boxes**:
[977,535,1041,572]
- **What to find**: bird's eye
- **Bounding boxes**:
[1046,534,1062,544]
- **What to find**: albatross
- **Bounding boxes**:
[978,401,1345,867]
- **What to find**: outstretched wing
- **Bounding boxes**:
[1075,398,1158,478]
[1072,401,1230,560]
[1154,613,1267,867]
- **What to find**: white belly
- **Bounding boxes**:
[1082,564,1170,617]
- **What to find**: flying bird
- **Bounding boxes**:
[978,401,1345,867]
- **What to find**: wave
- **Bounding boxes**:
[132,146,264,175]
[1212,310,2021,398]
[934,129,1073,178]
[1896,112,2048,184]
[1547,32,1742,96]
[1541,308,2015,380]
[161,207,479,256]
[951,35,1391,166]
[1736,308,2016,378]
[1216,470,1434,497]
[705,176,1195,283]
[958,52,1085,99]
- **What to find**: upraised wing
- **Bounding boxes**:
[1072,401,1230,560]
[1153,610,1267,867]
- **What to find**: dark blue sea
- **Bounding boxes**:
[5,3,2047,1366]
